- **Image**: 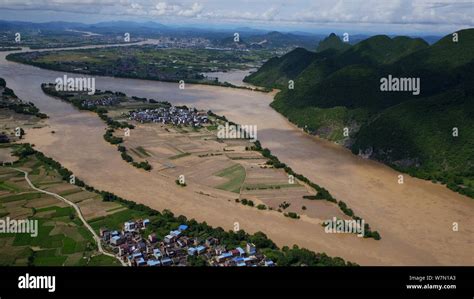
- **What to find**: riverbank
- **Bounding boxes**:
[1,45,473,266]
[6,47,272,93]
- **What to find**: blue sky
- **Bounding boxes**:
[0,0,473,34]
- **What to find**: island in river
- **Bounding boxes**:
[0,45,473,266]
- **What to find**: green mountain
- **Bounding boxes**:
[337,35,428,65]
[316,33,350,52]
[271,35,429,112]
[396,30,474,70]
[215,31,319,50]
[352,85,474,198]
[246,29,474,198]
[243,47,320,88]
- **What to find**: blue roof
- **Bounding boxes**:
[147,260,160,266]
[237,262,246,267]
[196,245,206,251]
[236,247,245,254]
[143,219,150,223]
[132,252,142,258]
[178,224,188,231]
[153,248,161,254]
[265,260,275,266]
[111,236,120,241]
[170,230,181,236]
[137,258,145,264]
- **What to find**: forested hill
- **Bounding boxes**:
[244,29,474,199]
[316,33,350,52]
[243,47,320,89]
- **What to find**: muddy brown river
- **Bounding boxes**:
[1,45,472,265]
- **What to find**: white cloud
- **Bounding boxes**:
[290,0,473,26]
[0,0,472,33]
[151,2,180,16]
[177,3,203,17]
[262,7,279,21]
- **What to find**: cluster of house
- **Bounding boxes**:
[100,219,275,267]
[128,106,209,127]
[81,96,120,108]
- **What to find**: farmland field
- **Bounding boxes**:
[215,164,246,193]
[0,146,123,266]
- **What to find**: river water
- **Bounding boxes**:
[1,45,472,265]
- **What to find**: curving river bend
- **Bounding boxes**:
[1,45,473,265]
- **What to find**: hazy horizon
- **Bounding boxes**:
[0,0,473,35]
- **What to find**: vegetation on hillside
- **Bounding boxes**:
[316,33,350,52]
[245,29,474,198]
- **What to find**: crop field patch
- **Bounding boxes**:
[0,148,15,163]
[89,208,147,233]
[78,197,124,220]
[214,164,246,193]
[24,196,66,209]
[64,190,97,203]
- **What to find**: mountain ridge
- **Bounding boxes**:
[245,29,474,198]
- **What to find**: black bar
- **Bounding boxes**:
[0,266,472,298]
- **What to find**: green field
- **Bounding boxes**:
[0,147,121,266]
[89,209,147,233]
[215,164,246,193]
[0,192,43,203]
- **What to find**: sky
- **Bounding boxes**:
[0,0,473,35]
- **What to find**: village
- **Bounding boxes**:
[100,219,275,267]
[81,95,121,109]
[128,106,210,127]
